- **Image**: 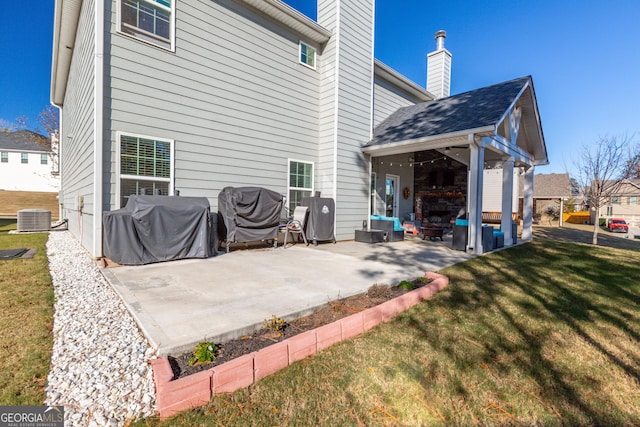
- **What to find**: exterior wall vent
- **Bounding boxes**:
[17,209,52,232]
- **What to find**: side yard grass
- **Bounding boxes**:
[0,219,54,405]
[138,238,640,426]
[0,190,59,220]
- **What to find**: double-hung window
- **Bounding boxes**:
[40,154,48,165]
[299,41,316,69]
[288,160,313,212]
[0,152,7,163]
[21,153,28,164]
[119,0,175,50]
[118,133,173,208]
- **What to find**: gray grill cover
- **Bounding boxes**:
[302,197,336,243]
[217,187,283,246]
[103,195,210,265]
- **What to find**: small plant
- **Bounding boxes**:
[188,341,217,366]
[263,314,286,337]
[398,280,415,291]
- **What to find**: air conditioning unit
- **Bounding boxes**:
[17,209,51,232]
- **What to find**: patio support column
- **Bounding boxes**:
[522,166,535,240]
[501,157,515,245]
[467,135,485,254]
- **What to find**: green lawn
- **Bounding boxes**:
[0,220,54,405]
[138,238,640,426]
[1,223,638,424]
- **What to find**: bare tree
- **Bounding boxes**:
[1,106,60,174]
[629,152,640,179]
[0,119,19,132]
[573,134,639,245]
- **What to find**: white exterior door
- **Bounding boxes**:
[385,174,400,218]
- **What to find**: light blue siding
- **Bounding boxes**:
[373,78,421,128]
[106,0,322,209]
[59,0,96,251]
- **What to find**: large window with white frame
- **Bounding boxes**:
[117,132,173,208]
[119,0,175,50]
[288,159,313,212]
[299,41,316,69]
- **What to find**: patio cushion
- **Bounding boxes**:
[370,215,405,232]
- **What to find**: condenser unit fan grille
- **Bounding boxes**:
[17,209,51,232]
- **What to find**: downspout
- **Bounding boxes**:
[366,0,375,230]
[50,0,64,230]
[331,0,341,237]
[93,0,105,258]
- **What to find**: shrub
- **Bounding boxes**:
[188,342,217,366]
[397,280,415,291]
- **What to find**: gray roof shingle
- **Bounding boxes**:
[366,76,531,148]
[518,173,572,198]
[0,130,50,152]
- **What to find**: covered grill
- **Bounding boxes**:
[103,195,211,265]
[302,196,336,245]
[217,186,283,252]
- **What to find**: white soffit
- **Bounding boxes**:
[51,0,82,106]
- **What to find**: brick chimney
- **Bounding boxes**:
[426,30,452,99]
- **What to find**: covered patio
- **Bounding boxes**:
[363,76,548,254]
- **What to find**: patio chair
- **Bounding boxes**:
[282,206,309,248]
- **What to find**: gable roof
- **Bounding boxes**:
[0,130,50,152]
[366,76,531,148]
[518,173,572,198]
[597,178,640,195]
[363,76,548,166]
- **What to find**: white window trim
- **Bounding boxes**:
[298,41,316,70]
[116,0,176,52]
[115,131,175,208]
[287,158,314,208]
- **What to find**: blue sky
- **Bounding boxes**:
[1,1,639,175]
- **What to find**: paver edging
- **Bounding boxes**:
[151,272,449,419]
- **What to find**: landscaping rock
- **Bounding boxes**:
[44,231,156,426]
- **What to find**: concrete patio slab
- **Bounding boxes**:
[101,235,473,356]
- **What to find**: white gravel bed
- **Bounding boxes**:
[45,231,157,426]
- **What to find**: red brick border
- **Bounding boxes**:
[152,272,449,418]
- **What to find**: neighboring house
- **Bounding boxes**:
[517,173,572,222]
[0,130,60,192]
[51,0,547,257]
[599,179,640,226]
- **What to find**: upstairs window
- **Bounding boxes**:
[118,133,173,208]
[288,159,313,212]
[299,41,316,69]
[41,154,48,165]
[119,0,175,50]
[0,152,7,163]
[21,153,28,164]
